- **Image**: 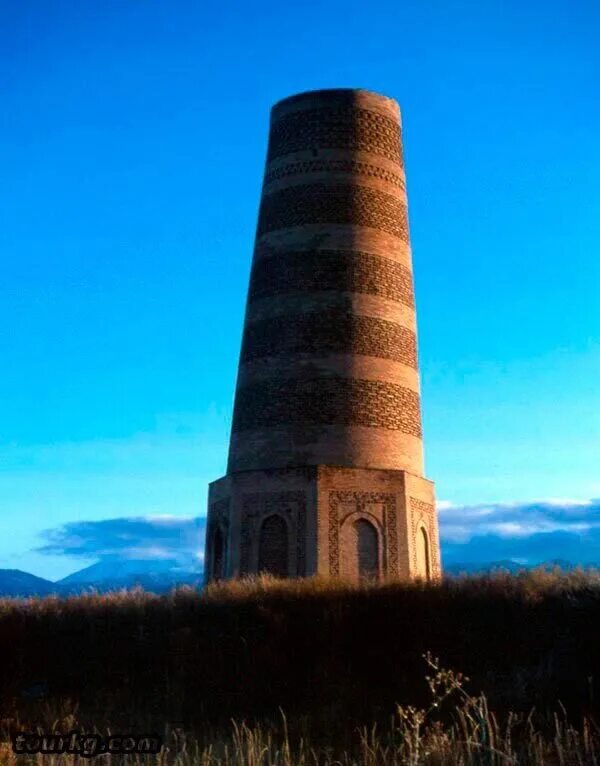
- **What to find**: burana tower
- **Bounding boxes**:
[204,89,441,583]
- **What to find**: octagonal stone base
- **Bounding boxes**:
[205,465,440,584]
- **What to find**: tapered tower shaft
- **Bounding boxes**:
[228,89,423,476]
[205,89,441,584]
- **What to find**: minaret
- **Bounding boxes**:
[205,89,441,583]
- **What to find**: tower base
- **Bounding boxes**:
[205,465,440,584]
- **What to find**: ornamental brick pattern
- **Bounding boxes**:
[257,183,409,241]
[204,88,441,585]
[264,160,406,191]
[266,106,403,164]
[232,377,422,437]
[409,497,442,580]
[327,489,399,578]
[248,250,414,307]
[240,311,417,367]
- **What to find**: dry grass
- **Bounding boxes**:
[1,569,600,764]
[1,653,599,765]
[2,566,599,612]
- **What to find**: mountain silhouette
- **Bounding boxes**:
[0,569,56,597]
[0,559,202,598]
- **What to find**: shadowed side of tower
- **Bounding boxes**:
[205,89,441,584]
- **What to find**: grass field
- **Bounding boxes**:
[1,569,599,764]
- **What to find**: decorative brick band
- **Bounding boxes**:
[328,493,340,575]
[264,159,406,191]
[267,107,403,165]
[248,249,414,307]
[257,183,409,241]
[232,377,422,437]
[241,310,417,368]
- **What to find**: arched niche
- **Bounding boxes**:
[416,525,431,581]
[257,514,289,577]
[212,525,227,580]
[354,518,379,580]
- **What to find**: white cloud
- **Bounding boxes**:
[440,497,600,567]
[36,515,206,571]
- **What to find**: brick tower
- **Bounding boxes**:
[204,88,441,583]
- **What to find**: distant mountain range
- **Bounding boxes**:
[0,559,203,598]
[0,559,597,598]
[443,558,595,575]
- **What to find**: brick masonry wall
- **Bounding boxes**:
[227,88,426,475]
[227,425,425,477]
[248,249,414,307]
[254,225,413,269]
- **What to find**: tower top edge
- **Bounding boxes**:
[271,88,401,121]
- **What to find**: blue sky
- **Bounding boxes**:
[1,0,599,580]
